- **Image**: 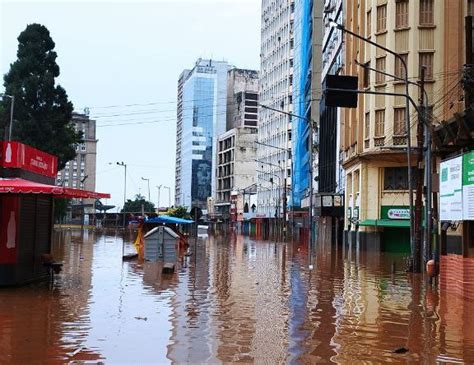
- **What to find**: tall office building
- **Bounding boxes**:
[174,58,229,210]
[257,0,294,218]
[56,112,97,213]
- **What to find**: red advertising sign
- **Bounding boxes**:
[0,196,19,264]
[0,142,58,177]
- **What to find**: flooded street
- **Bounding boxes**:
[1,229,474,364]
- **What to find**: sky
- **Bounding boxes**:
[0,0,261,210]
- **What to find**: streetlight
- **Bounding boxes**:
[116,162,127,227]
[329,20,417,271]
[0,93,14,141]
[156,185,162,211]
[259,104,315,248]
[256,159,287,230]
[163,186,171,208]
[141,177,150,202]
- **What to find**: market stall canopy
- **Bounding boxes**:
[0,178,110,199]
[145,215,194,225]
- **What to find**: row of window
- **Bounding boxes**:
[369,0,434,35]
[363,52,433,87]
[365,106,433,139]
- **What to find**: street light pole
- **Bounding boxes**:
[141,177,150,202]
[117,162,127,227]
[156,185,162,211]
[256,158,288,239]
[0,94,14,141]
[329,20,417,271]
[259,104,315,248]
[163,186,171,208]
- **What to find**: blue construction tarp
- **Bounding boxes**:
[145,215,194,225]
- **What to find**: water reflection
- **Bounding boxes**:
[0,229,473,363]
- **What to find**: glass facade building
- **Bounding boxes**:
[175,59,229,210]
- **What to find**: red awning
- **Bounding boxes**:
[0,178,110,199]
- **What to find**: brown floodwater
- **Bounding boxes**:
[1,229,473,364]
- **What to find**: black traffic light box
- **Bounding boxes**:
[323,75,358,108]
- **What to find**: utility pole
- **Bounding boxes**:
[423,68,432,268]
[414,68,426,273]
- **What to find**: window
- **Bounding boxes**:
[394,54,408,79]
[365,112,370,139]
[419,0,434,26]
[80,144,86,152]
[396,0,409,28]
[384,167,414,190]
[419,53,433,80]
[394,108,407,135]
[363,61,370,88]
[367,9,372,36]
[376,5,387,32]
[375,110,385,137]
[375,57,386,84]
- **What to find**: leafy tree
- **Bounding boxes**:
[53,198,70,223]
[121,194,155,213]
[1,24,82,170]
[168,206,189,219]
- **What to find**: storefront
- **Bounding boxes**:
[0,141,109,286]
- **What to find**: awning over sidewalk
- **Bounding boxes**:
[359,219,410,228]
[0,178,110,199]
[145,215,194,225]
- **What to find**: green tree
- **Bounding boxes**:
[1,24,82,170]
[121,194,155,213]
[168,206,189,219]
[53,198,70,223]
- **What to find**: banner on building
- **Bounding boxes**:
[0,141,58,178]
[440,152,474,221]
[463,151,474,220]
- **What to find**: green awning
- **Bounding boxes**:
[358,219,410,228]
[359,219,377,226]
[376,219,410,228]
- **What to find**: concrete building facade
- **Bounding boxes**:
[341,0,454,251]
[56,112,97,213]
[214,68,259,219]
[174,59,229,210]
[215,128,258,217]
[257,0,294,218]
[226,69,259,130]
[174,70,190,206]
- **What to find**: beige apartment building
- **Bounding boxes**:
[341,0,466,250]
[56,112,98,214]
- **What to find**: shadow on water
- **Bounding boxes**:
[0,228,473,363]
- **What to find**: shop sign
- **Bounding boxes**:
[381,206,410,220]
[387,208,410,220]
[0,142,58,178]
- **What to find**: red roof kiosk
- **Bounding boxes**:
[0,141,110,286]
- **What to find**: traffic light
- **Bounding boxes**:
[323,75,358,108]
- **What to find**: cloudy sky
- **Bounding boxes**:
[0,0,260,210]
